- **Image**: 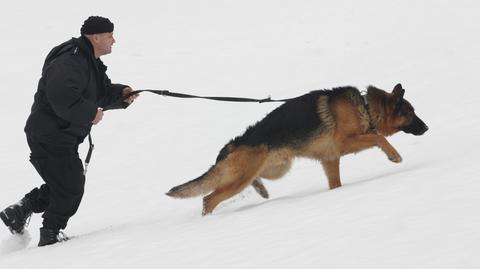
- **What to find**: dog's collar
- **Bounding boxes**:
[361,91,369,106]
[361,91,376,133]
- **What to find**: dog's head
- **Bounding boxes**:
[384,83,429,136]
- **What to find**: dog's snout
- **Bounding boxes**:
[417,125,429,135]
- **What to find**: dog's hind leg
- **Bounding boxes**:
[202,147,267,215]
[321,159,342,189]
[251,178,269,199]
[202,179,252,215]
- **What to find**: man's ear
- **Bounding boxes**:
[87,34,100,45]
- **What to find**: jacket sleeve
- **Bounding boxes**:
[44,61,98,125]
[98,74,131,110]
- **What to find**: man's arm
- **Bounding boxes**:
[99,74,138,109]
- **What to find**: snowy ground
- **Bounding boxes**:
[1,0,479,268]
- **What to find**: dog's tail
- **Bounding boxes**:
[166,166,217,198]
[167,143,236,198]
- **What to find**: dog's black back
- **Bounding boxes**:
[227,86,360,149]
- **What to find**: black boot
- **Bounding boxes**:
[38,227,69,247]
[0,197,33,234]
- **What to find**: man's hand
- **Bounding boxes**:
[123,87,139,104]
[92,108,104,125]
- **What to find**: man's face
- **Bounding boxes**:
[91,32,115,57]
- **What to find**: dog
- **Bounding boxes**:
[167,83,428,215]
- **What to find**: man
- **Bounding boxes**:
[0,16,138,246]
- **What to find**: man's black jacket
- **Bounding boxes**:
[25,36,129,145]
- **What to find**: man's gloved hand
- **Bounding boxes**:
[122,87,139,104]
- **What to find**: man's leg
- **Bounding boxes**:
[39,154,85,231]
[24,184,50,214]
[27,138,85,246]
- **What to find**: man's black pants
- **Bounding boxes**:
[24,137,85,230]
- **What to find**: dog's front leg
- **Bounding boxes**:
[341,134,402,163]
[321,159,341,189]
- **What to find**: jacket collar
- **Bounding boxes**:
[74,36,95,59]
[73,36,107,72]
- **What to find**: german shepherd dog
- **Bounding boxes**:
[167,83,428,215]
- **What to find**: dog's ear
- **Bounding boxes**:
[392,83,405,101]
[392,83,405,113]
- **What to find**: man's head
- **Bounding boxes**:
[80,16,115,58]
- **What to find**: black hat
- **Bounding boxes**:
[80,16,114,35]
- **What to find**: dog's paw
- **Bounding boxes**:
[202,197,213,216]
[202,207,213,216]
[388,154,402,163]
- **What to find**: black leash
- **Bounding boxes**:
[103,89,293,111]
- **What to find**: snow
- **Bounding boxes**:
[1,0,480,268]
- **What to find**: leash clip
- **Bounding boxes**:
[259,97,272,103]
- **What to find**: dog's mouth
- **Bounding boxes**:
[401,116,429,135]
